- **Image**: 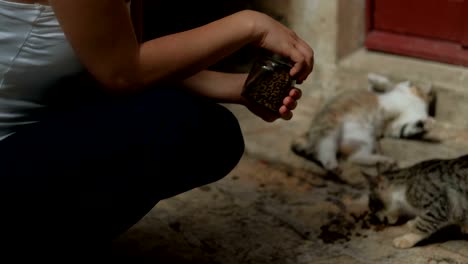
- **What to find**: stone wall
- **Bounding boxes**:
[252,0,468,129]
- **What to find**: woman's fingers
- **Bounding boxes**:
[283,96,297,110]
[296,40,314,83]
[289,87,302,100]
[278,87,302,119]
[279,105,293,120]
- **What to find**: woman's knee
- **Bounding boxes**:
[212,104,245,169]
[193,103,245,184]
[150,87,245,165]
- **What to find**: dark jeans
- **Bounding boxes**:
[0,84,245,259]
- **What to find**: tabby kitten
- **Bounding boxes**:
[366,154,468,248]
[291,73,435,175]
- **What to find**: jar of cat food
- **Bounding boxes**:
[241,51,295,113]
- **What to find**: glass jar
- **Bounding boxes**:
[241,51,295,113]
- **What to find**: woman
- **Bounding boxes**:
[0,0,314,259]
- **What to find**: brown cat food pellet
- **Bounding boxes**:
[242,52,294,113]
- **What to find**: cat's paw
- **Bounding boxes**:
[393,236,415,249]
[392,233,425,249]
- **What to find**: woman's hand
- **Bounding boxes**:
[181,71,302,122]
[242,10,315,85]
[242,87,303,122]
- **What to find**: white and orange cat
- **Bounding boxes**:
[291,73,436,175]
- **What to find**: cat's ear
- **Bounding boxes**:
[367,73,394,93]
[421,83,437,117]
[418,81,434,95]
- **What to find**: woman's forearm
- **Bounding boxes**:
[138,10,257,87]
[178,71,248,104]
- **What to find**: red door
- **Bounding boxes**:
[366,0,468,66]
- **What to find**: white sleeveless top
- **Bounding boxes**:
[0,0,83,140]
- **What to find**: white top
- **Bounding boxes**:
[0,0,83,139]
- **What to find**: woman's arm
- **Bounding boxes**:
[179,71,247,104]
[180,70,301,122]
[49,0,313,93]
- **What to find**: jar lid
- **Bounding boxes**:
[257,49,292,66]
[267,53,294,67]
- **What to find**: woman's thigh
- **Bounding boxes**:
[0,86,244,254]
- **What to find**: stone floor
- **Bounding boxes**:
[111,87,468,263]
[111,154,468,264]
